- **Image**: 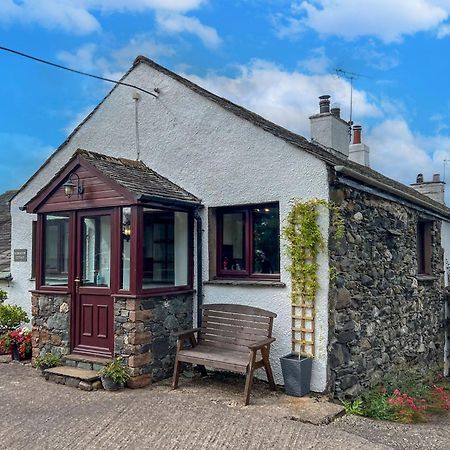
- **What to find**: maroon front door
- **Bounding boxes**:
[72,211,114,358]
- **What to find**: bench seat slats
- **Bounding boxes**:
[178,345,255,373]
[200,323,268,341]
[204,310,270,326]
[201,303,276,318]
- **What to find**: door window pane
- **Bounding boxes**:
[82,215,111,287]
[44,214,70,286]
[253,206,280,274]
[121,207,131,290]
[221,212,246,271]
[142,209,188,289]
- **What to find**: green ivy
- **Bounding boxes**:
[282,199,344,356]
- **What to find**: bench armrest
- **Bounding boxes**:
[173,328,201,339]
[247,337,275,350]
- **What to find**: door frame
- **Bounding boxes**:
[70,208,121,358]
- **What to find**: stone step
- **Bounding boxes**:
[64,353,112,372]
[44,366,103,391]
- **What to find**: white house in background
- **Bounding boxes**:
[4,56,450,397]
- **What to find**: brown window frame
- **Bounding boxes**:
[417,220,433,275]
[31,220,37,279]
[216,203,280,280]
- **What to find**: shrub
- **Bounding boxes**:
[363,390,397,421]
[0,303,29,333]
[342,398,364,416]
[100,357,131,385]
[35,353,61,370]
[0,289,7,304]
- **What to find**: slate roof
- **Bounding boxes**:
[11,55,450,218]
[77,149,201,205]
[0,190,18,276]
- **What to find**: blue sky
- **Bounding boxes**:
[2,0,450,195]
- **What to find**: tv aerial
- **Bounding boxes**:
[335,68,370,126]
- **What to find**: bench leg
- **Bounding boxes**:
[197,364,208,376]
[172,356,182,389]
[244,351,257,406]
[261,347,276,391]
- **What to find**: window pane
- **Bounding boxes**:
[252,205,280,274]
[143,209,188,289]
[221,212,246,271]
[82,215,111,287]
[121,207,131,290]
[44,214,70,286]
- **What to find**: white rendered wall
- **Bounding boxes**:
[442,221,450,376]
[10,62,330,390]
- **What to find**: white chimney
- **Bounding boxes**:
[310,95,350,157]
[411,173,446,204]
[349,125,370,167]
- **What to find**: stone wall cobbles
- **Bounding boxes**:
[31,293,71,361]
[328,185,446,400]
[115,292,193,388]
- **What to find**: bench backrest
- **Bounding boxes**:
[200,304,277,354]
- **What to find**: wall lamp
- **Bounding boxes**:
[63,173,84,198]
[122,219,131,241]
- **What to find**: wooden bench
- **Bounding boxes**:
[172,303,277,405]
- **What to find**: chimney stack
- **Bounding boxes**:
[310,95,350,157]
[348,125,370,167]
[319,95,331,113]
[411,173,446,204]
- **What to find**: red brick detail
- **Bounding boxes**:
[129,331,151,345]
[128,352,151,368]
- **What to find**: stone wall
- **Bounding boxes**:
[328,185,446,400]
[31,293,71,361]
[115,292,193,388]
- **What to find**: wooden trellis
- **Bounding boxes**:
[291,299,315,357]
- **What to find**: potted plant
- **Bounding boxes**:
[281,199,343,397]
[35,353,61,375]
[100,357,130,391]
[7,327,32,361]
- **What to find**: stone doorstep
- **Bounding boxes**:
[44,366,103,391]
[64,354,112,366]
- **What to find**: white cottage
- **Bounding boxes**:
[5,57,450,397]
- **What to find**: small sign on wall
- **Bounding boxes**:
[14,249,28,262]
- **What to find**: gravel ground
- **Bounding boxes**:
[0,363,449,450]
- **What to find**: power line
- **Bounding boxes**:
[0,45,158,98]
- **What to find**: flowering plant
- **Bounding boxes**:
[0,327,32,359]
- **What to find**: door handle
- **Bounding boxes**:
[74,277,80,294]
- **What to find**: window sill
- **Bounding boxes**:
[204,279,286,288]
[415,274,437,282]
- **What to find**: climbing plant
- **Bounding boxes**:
[283,198,344,358]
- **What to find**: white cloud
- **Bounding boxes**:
[0,0,207,35]
[276,0,450,43]
[183,59,380,136]
[156,13,222,48]
[58,35,174,75]
[298,47,330,74]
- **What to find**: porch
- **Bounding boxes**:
[26,149,201,387]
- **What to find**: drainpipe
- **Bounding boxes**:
[194,207,203,328]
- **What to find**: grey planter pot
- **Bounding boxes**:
[280,353,312,397]
[101,375,124,391]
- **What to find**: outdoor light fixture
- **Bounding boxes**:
[63,173,84,198]
[122,220,131,241]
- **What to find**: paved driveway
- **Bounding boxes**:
[0,364,448,449]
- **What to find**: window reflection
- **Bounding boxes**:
[44,214,70,286]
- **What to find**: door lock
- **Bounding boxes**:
[74,278,80,294]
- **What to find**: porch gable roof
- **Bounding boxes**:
[24,149,201,213]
